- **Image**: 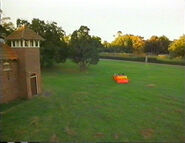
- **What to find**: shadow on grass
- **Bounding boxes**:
[0,98,26,112]
[42,60,94,75]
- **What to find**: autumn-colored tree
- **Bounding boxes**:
[111,34,144,53]
[130,35,145,54]
[103,41,111,48]
[111,34,133,53]
[102,41,114,52]
[168,35,185,58]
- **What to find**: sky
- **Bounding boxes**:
[2,0,185,42]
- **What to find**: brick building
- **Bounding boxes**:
[0,26,44,103]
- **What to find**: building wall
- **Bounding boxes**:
[0,47,42,103]
[24,48,42,98]
[12,48,27,98]
[0,61,20,103]
[13,48,42,99]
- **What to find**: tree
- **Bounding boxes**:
[69,26,100,70]
[0,18,15,37]
[144,36,160,54]
[116,31,123,37]
[64,34,71,45]
[159,36,171,54]
[111,34,144,53]
[16,18,68,67]
[92,36,104,52]
[168,35,185,58]
[111,34,132,53]
[130,35,145,54]
[144,35,170,55]
[16,18,30,27]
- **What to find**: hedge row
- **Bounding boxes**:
[99,53,185,66]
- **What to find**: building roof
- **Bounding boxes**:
[6,26,44,41]
[0,43,18,60]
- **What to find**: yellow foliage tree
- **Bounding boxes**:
[168,35,185,58]
[111,34,145,54]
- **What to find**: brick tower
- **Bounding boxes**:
[6,26,44,99]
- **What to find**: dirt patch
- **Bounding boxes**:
[174,109,183,113]
[50,134,59,142]
[94,132,105,138]
[146,84,156,88]
[30,116,40,127]
[65,126,76,136]
[114,133,120,139]
[95,105,103,109]
[15,128,27,136]
[141,128,154,139]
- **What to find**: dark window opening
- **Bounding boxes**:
[35,41,38,47]
[25,40,28,47]
[30,73,36,77]
[20,41,23,47]
[13,41,15,47]
[30,40,33,47]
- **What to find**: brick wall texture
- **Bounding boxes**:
[0,48,42,103]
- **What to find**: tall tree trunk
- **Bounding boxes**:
[79,61,87,71]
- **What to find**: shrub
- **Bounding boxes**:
[99,52,185,66]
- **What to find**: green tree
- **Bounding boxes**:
[144,36,159,54]
[16,18,30,27]
[69,26,100,70]
[102,41,112,52]
[144,35,170,54]
[158,36,171,54]
[16,18,68,67]
[0,20,14,37]
[91,36,104,52]
[168,35,185,58]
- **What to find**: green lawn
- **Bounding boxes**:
[0,60,185,142]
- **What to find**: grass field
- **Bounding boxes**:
[0,60,185,142]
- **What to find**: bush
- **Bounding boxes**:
[99,52,185,66]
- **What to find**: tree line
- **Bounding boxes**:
[0,18,184,70]
[102,31,184,58]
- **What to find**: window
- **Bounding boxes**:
[30,40,33,47]
[15,41,18,47]
[13,41,15,47]
[17,41,20,47]
[35,41,38,47]
[30,73,36,77]
[3,62,12,80]
[25,40,28,47]
[20,40,23,47]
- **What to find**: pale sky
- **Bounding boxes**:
[2,0,185,42]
